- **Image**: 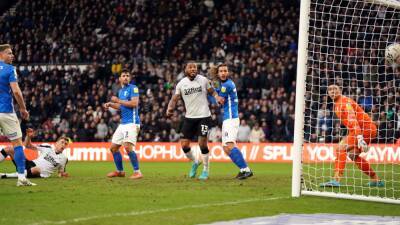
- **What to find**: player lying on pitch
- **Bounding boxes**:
[0,128,70,180]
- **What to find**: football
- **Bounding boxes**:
[385,43,400,65]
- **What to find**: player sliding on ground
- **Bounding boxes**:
[212,64,253,179]
[0,128,70,179]
[104,69,142,179]
[166,62,224,180]
[320,84,384,187]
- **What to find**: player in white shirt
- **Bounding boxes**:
[0,129,70,179]
[167,62,224,180]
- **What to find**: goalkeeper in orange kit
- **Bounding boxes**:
[320,84,384,187]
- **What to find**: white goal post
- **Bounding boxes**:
[292,0,400,204]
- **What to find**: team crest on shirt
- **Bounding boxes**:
[346,103,352,111]
[134,87,139,93]
[221,87,226,93]
[124,91,128,96]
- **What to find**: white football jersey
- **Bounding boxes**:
[175,75,212,118]
[33,144,68,178]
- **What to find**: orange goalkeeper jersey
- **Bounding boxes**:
[333,95,374,136]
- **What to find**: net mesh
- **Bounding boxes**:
[302,0,400,201]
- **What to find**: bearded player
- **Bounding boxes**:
[166,62,224,180]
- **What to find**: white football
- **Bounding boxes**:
[385,43,400,65]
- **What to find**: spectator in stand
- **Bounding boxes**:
[249,123,266,143]
[208,126,222,143]
[237,120,251,142]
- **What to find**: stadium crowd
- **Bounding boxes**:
[305,0,400,144]
[1,0,399,143]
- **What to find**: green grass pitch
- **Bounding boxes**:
[0,161,399,225]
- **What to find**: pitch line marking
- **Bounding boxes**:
[29,196,288,225]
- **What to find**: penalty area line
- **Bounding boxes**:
[28,196,288,225]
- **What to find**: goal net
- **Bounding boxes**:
[293,0,400,204]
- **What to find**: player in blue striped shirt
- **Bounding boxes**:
[215,64,253,179]
[0,44,35,186]
[103,69,142,179]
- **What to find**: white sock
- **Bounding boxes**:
[0,154,5,162]
[17,173,26,180]
[134,169,141,173]
[6,172,18,178]
[202,153,209,172]
[240,167,251,172]
[185,150,198,163]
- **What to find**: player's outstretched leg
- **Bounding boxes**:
[124,143,142,180]
[0,149,18,178]
[0,172,17,179]
[224,143,253,180]
[0,148,7,163]
[108,145,125,178]
[349,150,384,187]
[2,146,36,186]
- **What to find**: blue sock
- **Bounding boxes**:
[128,151,139,171]
[13,146,26,174]
[228,147,247,169]
[112,151,124,171]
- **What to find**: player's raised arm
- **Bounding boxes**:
[23,128,38,151]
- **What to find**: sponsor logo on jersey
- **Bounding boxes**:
[8,132,18,138]
[44,154,60,167]
[221,87,226,93]
[346,103,353,111]
[183,86,202,95]
[134,87,139,93]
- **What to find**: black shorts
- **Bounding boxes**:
[181,117,212,140]
[12,159,41,178]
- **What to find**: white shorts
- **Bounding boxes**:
[0,113,22,140]
[222,118,239,146]
[111,123,140,145]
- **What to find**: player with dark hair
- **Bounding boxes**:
[320,84,383,187]
[166,62,224,180]
[104,69,142,179]
[213,64,253,179]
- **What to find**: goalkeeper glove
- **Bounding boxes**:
[357,135,369,153]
